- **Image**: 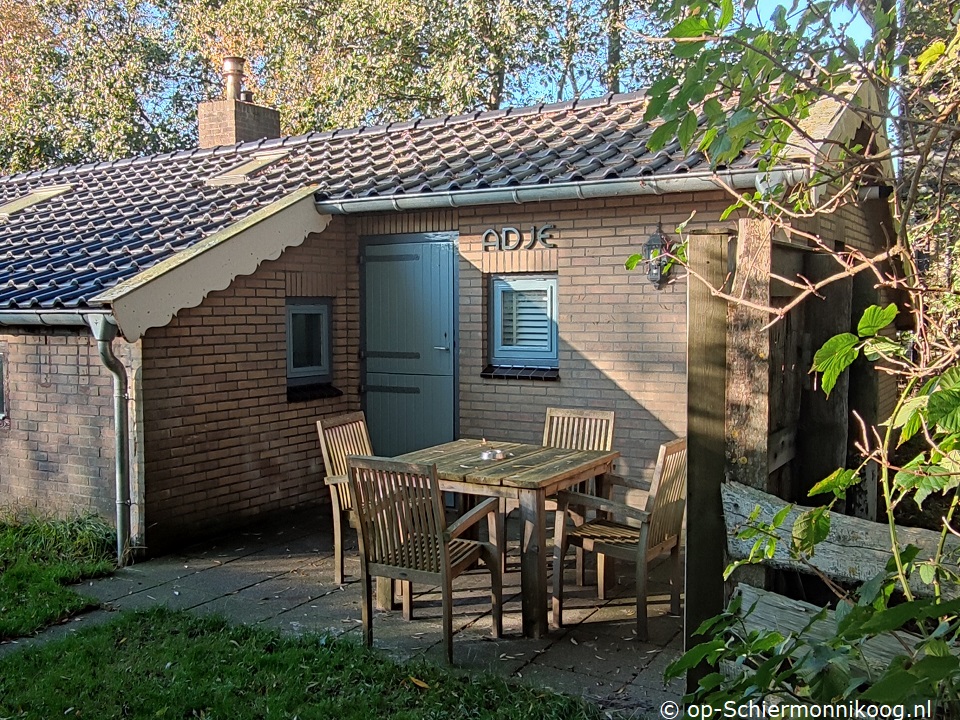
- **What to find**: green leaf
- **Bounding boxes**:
[646,121,679,152]
[677,111,698,151]
[812,333,859,397]
[860,599,932,634]
[703,97,724,122]
[668,16,710,38]
[893,395,927,429]
[857,303,898,337]
[792,507,830,556]
[928,389,960,433]
[718,0,734,28]
[919,562,937,585]
[937,367,960,390]
[648,76,678,99]
[861,667,916,703]
[863,336,902,361]
[917,40,947,72]
[672,39,707,58]
[808,468,859,498]
[624,254,642,271]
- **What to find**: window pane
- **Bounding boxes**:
[501,288,550,349]
[291,312,325,369]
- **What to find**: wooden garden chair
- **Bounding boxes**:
[347,456,503,664]
[551,437,687,640]
[502,407,617,576]
[317,411,373,585]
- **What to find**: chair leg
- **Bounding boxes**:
[670,543,682,615]
[483,547,503,638]
[597,553,614,600]
[489,504,506,575]
[551,509,568,628]
[402,580,413,621]
[332,508,345,586]
[361,571,373,648]
[442,575,454,664]
[569,504,586,586]
[636,560,649,642]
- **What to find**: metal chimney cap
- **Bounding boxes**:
[222,57,245,73]
[240,89,254,103]
[222,56,244,100]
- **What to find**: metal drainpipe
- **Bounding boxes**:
[85,314,130,566]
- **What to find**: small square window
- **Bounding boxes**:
[489,275,558,367]
[286,298,333,386]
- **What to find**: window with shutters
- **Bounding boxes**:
[489,275,558,368]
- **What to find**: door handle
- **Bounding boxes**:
[433,346,450,351]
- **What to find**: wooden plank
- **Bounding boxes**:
[723,481,960,598]
[767,426,796,473]
[726,218,773,491]
[467,448,616,487]
[735,584,927,672]
[796,252,852,499]
[685,230,733,691]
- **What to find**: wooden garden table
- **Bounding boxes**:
[394,438,619,638]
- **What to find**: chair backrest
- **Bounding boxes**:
[542,408,615,452]
[317,412,373,510]
[644,438,687,550]
[347,456,448,574]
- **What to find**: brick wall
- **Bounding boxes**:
[139,217,359,549]
[456,192,734,479]
[0,327,139,520]
[198,99,281,148]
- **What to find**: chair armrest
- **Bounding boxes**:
[324,474,348,487]
[557,491,650,524]
[600,472,650,492]
[446,497,499,540]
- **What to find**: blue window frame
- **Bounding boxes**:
[286,298,332,385]
[490,275,558,367]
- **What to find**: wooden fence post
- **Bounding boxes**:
[685,229,733,692]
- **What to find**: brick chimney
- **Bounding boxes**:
[198,57,281,148]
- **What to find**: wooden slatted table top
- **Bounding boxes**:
[397,439,619,489]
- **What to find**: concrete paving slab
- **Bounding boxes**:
[51,508,683,715]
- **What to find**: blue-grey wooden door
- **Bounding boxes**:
[362,240,456,457]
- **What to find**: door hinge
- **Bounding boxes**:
[358,254,365,265]
[358,384,366,394]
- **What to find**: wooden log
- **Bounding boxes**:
[725,218,773,491]
[734,584,925,672]
[722,481,960,598]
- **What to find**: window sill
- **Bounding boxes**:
[287,383,344,403]
[480,365,560,381]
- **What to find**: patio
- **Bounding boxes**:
[62,508,682,716]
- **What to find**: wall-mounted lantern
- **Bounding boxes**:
[643,224,668,286]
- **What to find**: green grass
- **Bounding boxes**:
[0,514,115,639]
[0,608,602,720]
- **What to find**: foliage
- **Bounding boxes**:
[0,0,214,173]
[637,0,960,707]
[0,607,602,719]
[0,513,115,639]
[0,0,679,171]
[174,0,676,134]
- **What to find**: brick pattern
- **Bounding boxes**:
[458,192,734,479]
[198,99,281,149]
[139,218,359,549]
[0,328,139,518]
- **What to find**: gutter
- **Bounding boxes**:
[0,310,131,566]
[313,167,812,214]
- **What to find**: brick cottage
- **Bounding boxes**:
[0,60,895,555]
